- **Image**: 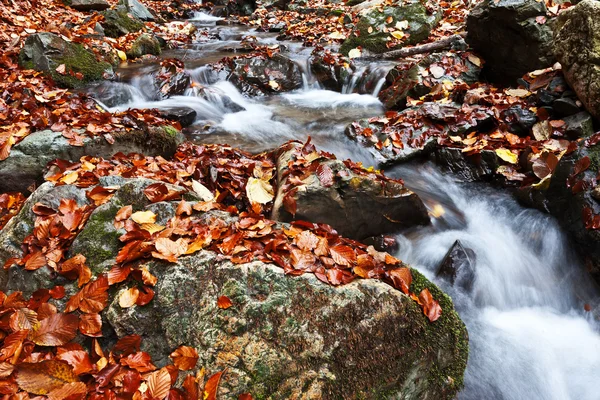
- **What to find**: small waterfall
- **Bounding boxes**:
[389,165,600,400]
[342,62,396,96]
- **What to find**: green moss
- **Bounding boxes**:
[52,43,112,88]
[409,268,469,392]
[162,125,179,137]
[101,9,145,38]
[126,34,162,59]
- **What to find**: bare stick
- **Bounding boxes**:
[368,33,467,60]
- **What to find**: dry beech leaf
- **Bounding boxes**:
[147,368,171,400]
[119,287,140,309]
[15,360,78,395]
[217,296,233,310]
[170,346,199,371]
[203,370,226,400]
[29,313,78,346]
[131,211,156,225]
[246,178,274,205]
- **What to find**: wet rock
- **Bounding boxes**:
[156,72,191,99]
[340,0,442,55]
[158,107,197,127]
[362,235,399,253]
[541,138,600,286]
[226,53,302,96]
[101,9,145,38]
[69,0,109,11]
[118,0,155,21]
[563,111,594,139]
[90,81,137,107]
[378,51,481,110]
[0,126,184,193]
[126,33,162,59]
[213,0,256,16]
[552,97,581,117]
[554,0,600,120]
[18,32,113,88]
[436,240,476,292]
[271,144,430,239]
[308,48,353,92]
[466,0,554,84]
[194,86,246,113]
[433,147,500,182]
[346,103,493,166]
[502,105,538,136]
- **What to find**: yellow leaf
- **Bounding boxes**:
[348,48,362,59]
[139,223,165,234]
[390,31,405,40]
[505,88,530,98]
[117,50,127,61]
[467,53,481,67]
[328,31,346,40]
[495,148,518,164]
[131,211,156,224]
[192,180,214,201]
[268,80,280,90]
[119,287,139,308]
[246,178,274,204]
[16,360,78,395]
[60,172,78,185]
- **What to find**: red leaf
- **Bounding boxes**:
[316,164,335,187]
[202,370,226,400]
[217,296,233,310]
[573,156,591,176]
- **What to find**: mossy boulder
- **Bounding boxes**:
[101,9,145,38]
[106,254,468,399]
[340,0,442,55]
[118,0,155,21]
[69,0,110,11]
[0,126,184,193]
[0,169,468,399]
[126,33,162,59]
[18,32,113,88]
[554,0,600,120]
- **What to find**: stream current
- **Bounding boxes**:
[89,13,600,400]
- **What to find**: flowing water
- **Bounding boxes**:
[87,15,600,399]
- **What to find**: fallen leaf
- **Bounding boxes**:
[119,287,140,308]
[217,296,233,310]
[495,148,518,164]
[15,360,78,395]
[170,346,199,371]
[246,178,274,205]
[131,211,157,225]
[29,313,78,346]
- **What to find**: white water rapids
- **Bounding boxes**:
[87,16,600,399]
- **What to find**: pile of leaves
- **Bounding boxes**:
[353,65,580,187]
[276,139,403,216]
[46,142,278,215]
[37,140,442,322]
[0,288,234,400]
[0,193,26,231]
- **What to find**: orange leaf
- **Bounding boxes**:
[182,374,198,400]
[329,245,356,267]
[147,367,171,400]
[0,330,29,362]
[119,287,140,308]
[15,360,78,395]
[29,313,78,346]
[65,275,108,314]
[120,352,156,373]
[203,370,226,400]
[56,350,93,376]
[79,313,102,337]
[170,346,199,371]
[418,288,442,322]
[216,296,233,310]
[388,267,412,294]
[47,381,87,400]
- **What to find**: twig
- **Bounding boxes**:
[367,32,467,60]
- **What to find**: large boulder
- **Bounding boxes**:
[118,0,155,21]
[271,143,430,239]
[68,0,110,11]
[126,33,162,59]
[101,9,145,38]
[308,48,354,92]
[107,255,468,399]
[554,0,600,120]
[0,126,184,193]
[18,33,113,88]
[340,0,442,55]
[466,0,554,84]
[226,53,302,96]
[0,176,468,399]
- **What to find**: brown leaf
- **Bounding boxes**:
[56,350,93,375]
[79,313,102,337]
[136,285,155,306]
[47,381,87,400]
[418,288,442,322]
[147,368,171,400]
[15,360,78,395]
[120,352,156,373]
[202,370,226,400]
[217,296,233,310]
[316,164,335,187]
[0,363,14,378]
[119,287,140,309]
[29,313,78,346]
[573,156,591,176]
[65,275,109,314]
[329,245,356,267]
[182,374,198,400]
[170,346,199,371]
[388,267,412,294]
[0,330,29,362]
